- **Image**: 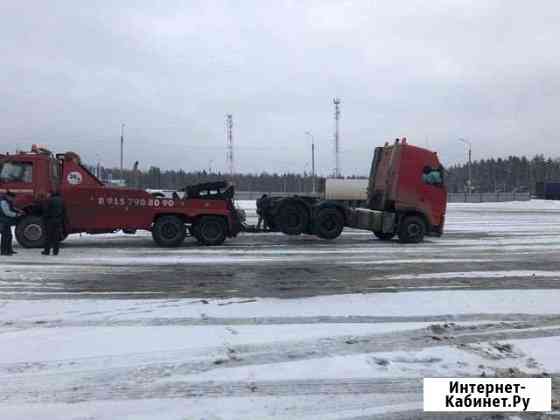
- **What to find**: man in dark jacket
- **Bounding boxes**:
[42,192,66,256]
[256,194,270,230]
[0,191,22,256]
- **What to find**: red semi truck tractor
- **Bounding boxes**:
[257,138,447,243]
[0,146,243,248]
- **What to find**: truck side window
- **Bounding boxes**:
[0,162,33,183]
[422,166,443,186]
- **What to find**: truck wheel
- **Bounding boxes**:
[15,215,46,248]
[398,216,426,243]
[314,208,344,240]
[152,216,186,247]
[374,231,395,241]
[194,216,227,246]
[277,202,309,235]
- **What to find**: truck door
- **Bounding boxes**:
[394,147,447,229]
[419,165,447,228]
[62,187,100,232]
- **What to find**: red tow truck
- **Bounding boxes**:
[257,138,447,243]
[0,146,243,248]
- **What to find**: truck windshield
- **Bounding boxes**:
[0,161,33,183]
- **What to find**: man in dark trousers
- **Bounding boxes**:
[42,192,66,256]
[0,191,22,256]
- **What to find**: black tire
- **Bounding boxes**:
[314,208,344,240]
[15,215,46,248]
[152,216,186,247]
[276,202,309,235]
[194,216,227,246]
[374,231,395,241]
[398,216,426,243]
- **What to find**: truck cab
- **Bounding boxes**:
[366,138,447,239]
[0,146,55,209]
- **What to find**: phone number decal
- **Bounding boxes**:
[96,197,175,207]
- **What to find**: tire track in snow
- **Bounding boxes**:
[2,321,560,403]
[0,377,420,403]
[3,260,560,299]
[3,313,560,329]
[3,224,560,299]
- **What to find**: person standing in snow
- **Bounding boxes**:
[41,192,66,256]
[256,194,270,230]
[0,191,22,256]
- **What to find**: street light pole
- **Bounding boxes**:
[458,138,472,196]
[305,131,316,194]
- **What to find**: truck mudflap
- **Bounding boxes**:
[426,213,445,237]
[427,224,444,237]
[345,208,395,233]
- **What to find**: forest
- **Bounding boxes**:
[93,154,560,194]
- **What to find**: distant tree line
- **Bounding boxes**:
[89,154,560,194]
[445,155,560,193]
[92,166,331,193]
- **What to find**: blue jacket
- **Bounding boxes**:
[0,195,18,225]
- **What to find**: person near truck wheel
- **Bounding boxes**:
[256,194,269,230]
[0,191,23,256]
[41,192,66,256]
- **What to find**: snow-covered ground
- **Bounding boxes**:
[1,200,560,419]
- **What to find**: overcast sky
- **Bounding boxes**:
[1,1,559,175]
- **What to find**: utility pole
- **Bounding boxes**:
[305,131,316,194]
[333,98,341,177]
[95,153,101,179]
[458,138,472,196]
[226,114,234,180]
[120,123,125,181]
[133,161,139,188]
